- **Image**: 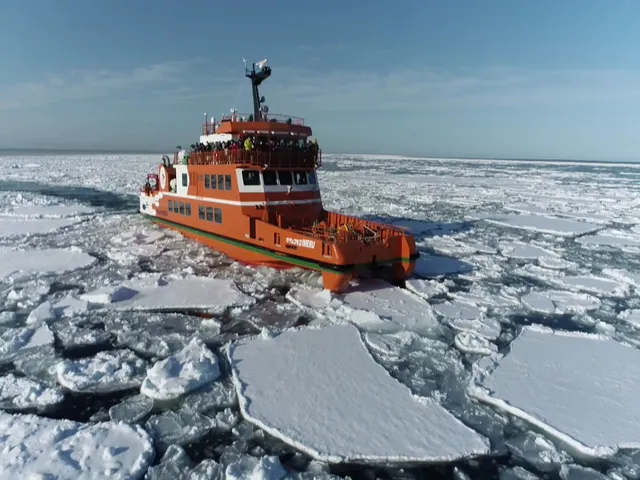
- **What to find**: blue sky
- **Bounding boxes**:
[1,0,639,160]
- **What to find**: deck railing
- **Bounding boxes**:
[288,212,409,246]
[175,149,322,169]
[202,113,305,135]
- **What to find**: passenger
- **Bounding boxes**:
[244,137,254,151]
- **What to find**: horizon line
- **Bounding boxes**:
[0,147,638,164]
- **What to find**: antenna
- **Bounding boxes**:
[245,59,272,120]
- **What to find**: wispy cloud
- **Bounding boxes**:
[0,58,206,110]
[262,65,640,112]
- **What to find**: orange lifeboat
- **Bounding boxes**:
[138,60,419,293]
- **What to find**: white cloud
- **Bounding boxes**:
[0,58,207,110]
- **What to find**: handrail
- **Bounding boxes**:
[174,149,322,169]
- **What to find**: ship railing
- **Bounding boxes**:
[202,113,305,134]
[175,149,322,169]
[293,217,407,246]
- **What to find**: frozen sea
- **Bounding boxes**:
[2,151,640,479]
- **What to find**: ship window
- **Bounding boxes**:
[182,173,188,187]
[242,170,261,186]
[205,207,213,221]
[168,200,173,211]
[204,175,210,189]
[198,206,205,220]
[211,175,217,189]
[293,171,308,185]
[214,208,222,223]
[185,204,191,216]
[262,170,277,185]
[179,202,185,215]
[217,175,224,190]
[225,175,232,190]
[279,170,293,185]
[307,171,317,184]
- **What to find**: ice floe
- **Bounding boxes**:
[0,411,154,479]
[0,323,54,364]
[145,409,217,451]
[454,331,498,356]
[555,275,629,297]
[413,254,473,277]
[0,247,96,280]
[521,290,601,315]
[0,217,80,238]
[55,349,147,393]
[0,373,64,411]
[485,214,600,237]
[470,325,640,457]
[339,280,442,334]
[84,276,254,314]
[6,203,95,217]
[108,394,154,423]
[228,323,489,463]
[405,278,449,299]
[577,229,640,249]
[499,241,560,260]
[141,337,221,400]
[433,300,501,340]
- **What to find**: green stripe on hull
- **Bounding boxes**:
[142,214,416,274]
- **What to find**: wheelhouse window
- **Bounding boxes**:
[242,170,261,186]
[262,169,278,185]
[279,170,293,185]
[293,171,308,185]
[225,174,232,190]
[168,200,173,211]
[217,175,224,190]
[198,206,205,220]
[204,175,210,189]
[182,173,188,187]
[179,202,185,215]
[211,175,217,189]
[185,204,191,216]
[205,207,213,221]
[307,171,317,184]
[214,208,222,223]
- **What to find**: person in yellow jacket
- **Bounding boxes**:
[244,137,254,151]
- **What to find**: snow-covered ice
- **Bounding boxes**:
[485,214,600,237]
[522,290,601,315]
[141,337,221,400]
[470,325,640,457]
[339,280,442,334]
[0,373,64,411]
[55,349,147,393]
[0,411,154,479]
[3,153,640,478]
[228,323,490,463]
[84,276,255,313]
[0,323,55,364]
[0,247,96,279]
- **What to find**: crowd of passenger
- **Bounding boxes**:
[190,136,319,154]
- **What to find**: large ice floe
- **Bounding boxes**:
[81,276,254,314]
[469,325,640,458]
[228,323,490,463]
[0,247,96,280]
[0,411,154,479]
[484,214,601,237]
